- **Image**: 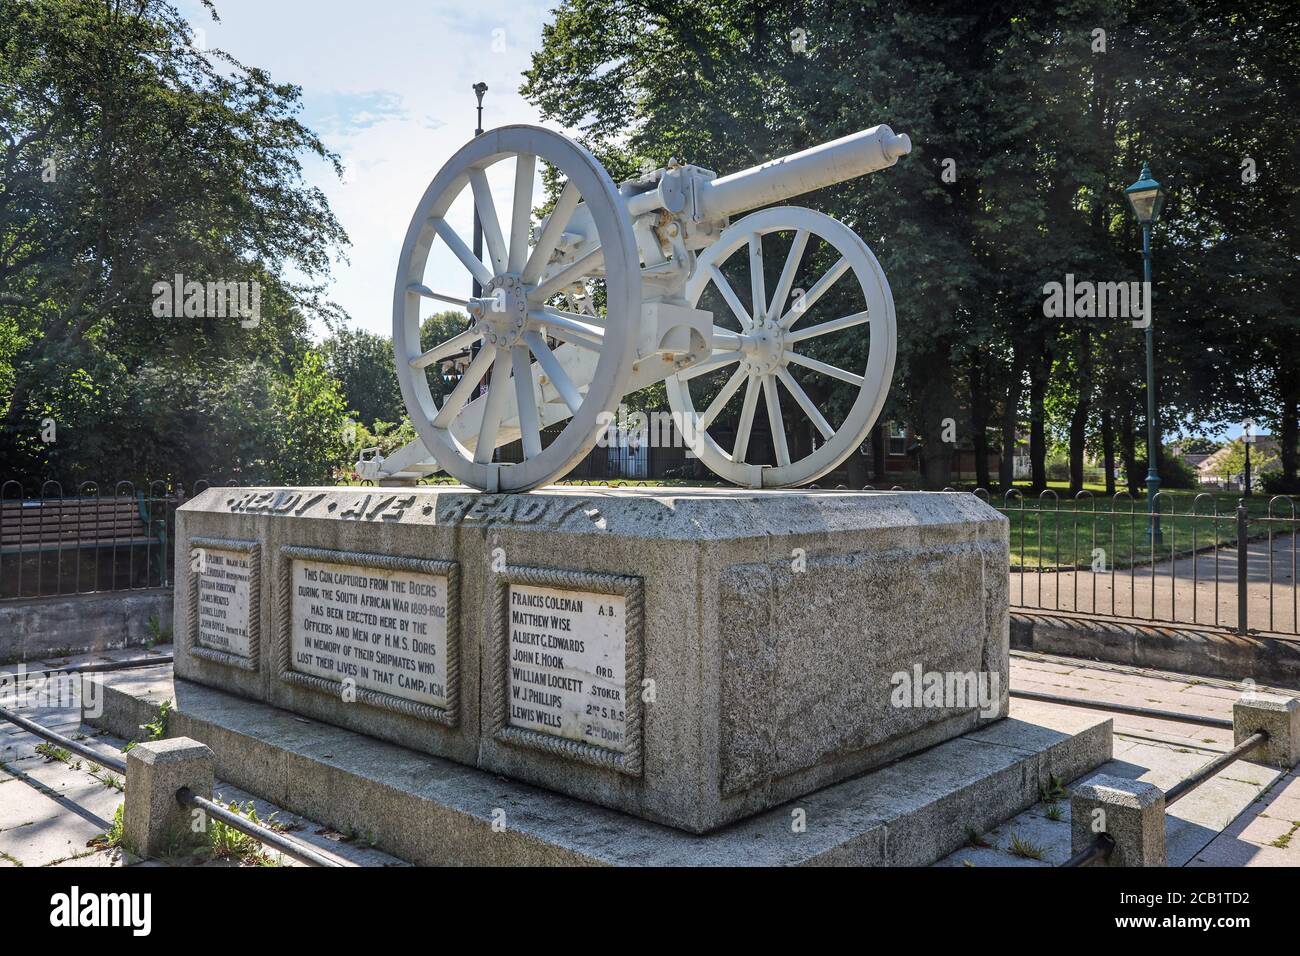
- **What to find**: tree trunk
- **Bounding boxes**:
[914,347,956,489]
[1279,352,1299,488]
[998,346,1025,491]
[1068,329,1093,496]
[1120,408,1140,497]
[1029,337,1050,493]
[1101,408,1116,496]
[871,423,886,482]
[1281,397,1298,488]
[969,357,990,490]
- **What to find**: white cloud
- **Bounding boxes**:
[177,0,563,339]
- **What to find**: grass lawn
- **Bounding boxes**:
[989,483,1296,570]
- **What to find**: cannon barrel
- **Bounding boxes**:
[693,124,910,223]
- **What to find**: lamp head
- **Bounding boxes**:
[1124,161,1166,224]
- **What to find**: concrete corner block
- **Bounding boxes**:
[1233,693,1300,768]
[124,736,214,858]
[1070,774,1165,867]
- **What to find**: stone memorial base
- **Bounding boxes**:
[84,668,1112,866]
[173,485,1009,833]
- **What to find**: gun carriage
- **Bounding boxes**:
[360,123,911,492]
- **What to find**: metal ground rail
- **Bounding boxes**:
[0,689,341,867]
[1061,729,1270,867]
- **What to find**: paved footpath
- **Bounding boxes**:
[938,651,1300,866]
[1011,533,1298,635]
[0,645,402,867]
[3,645,1297,866]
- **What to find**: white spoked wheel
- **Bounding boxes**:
[393,125,641,492]
[666,206,896,487]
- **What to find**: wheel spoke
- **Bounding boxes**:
[776,366,834,439]
[521,180,580,285]
[512,345,542,458]
[508,153,536,274]
[529,245,604,303]
[528,308,603,349]
[434,344,495,428]
[430,217,495,290]
[732,374,760,463]
[469,168,508,274]
[410,327,479,370]
[784,350,864,387]
[785,310,869,344]
[697,366,747,431]
[748,232,766,321]
[680,349,743,381]
[763,375,791,467]
[768,228,809,321]
[406,283,469,307]
[474,348,514,463]
[778,256,850,329]
[524,330,583,414]
[708,264,753,330]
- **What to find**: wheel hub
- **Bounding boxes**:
[468,274,528,348]
[743,319,786,374]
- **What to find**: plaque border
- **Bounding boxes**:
[276,545,460,727]
[489,565,644,776]
[188,536,261,671]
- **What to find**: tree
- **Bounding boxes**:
[0,0,348,483]
[321,327,404,430]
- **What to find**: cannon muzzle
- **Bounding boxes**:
[693,125,910,223]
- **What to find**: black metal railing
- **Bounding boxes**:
[970,488,1298,639]
[0,477,262,602]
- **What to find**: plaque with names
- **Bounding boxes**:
[290,557,451,709]
[195,548,254,658]
[506,583,628,752]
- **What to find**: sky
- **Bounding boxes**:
[176,0,558,340]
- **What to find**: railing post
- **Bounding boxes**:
[1069,774,1167,867]
[124,737,214,859]
[1234,693,1300,769]
[1237,499,1249,635]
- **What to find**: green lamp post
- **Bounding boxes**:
[1123,161,1167,543]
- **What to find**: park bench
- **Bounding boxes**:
[0,494,167,557]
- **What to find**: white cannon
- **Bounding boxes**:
[360,123,910,491]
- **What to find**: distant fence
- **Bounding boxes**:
[973,488,1299,640]
[0,479,234,602]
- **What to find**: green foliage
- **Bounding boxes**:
[89,803,127,852]
[272,350,351,483]
[0,0,350,484]
[1157,453,1198,490]
[1008,833,1046,860]
[321,326,405,430]
[204,801,285,866]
